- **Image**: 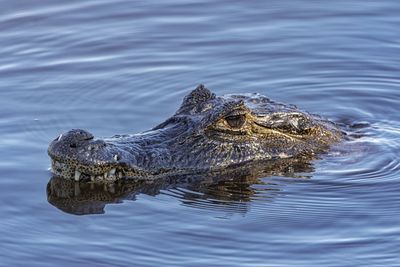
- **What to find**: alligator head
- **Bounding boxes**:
[48,85,343,181]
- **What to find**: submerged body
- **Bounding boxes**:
[48,85,343,181]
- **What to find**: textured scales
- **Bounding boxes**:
[48,85,343,181]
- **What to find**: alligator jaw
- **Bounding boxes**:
[51,159,122,182]
[47,128,131,181]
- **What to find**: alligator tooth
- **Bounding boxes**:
[57,134,63,141]
[278,152,289,159]
[74,170,81,181]
[74,183,80,196]
[114,154,119,161]
[109,168,116,176]
[90,175,95,181]
[103,172,108,179]
[108,184,115,194]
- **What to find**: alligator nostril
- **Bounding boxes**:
[70,143,77,148]
[83,136,93,141]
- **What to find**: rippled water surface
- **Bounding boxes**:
[1,1,400,266]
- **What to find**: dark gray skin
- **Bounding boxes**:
[48,85,343,182]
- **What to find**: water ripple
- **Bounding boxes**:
[1,0,400,266]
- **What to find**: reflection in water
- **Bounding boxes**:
[47,157,314,215]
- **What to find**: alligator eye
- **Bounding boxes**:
[225,114,246,129]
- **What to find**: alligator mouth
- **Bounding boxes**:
[50,158,124,182]
[47,129,132,181]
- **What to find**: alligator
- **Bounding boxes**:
[48,85,343,182]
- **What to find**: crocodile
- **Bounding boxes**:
[48,85,343,182]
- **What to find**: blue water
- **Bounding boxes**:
[1,1,400,266]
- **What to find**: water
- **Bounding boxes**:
[1,1,399,266]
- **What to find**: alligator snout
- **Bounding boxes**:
[48,129,122,181]
[55,129,108,151]
[63,130,108,153]
[57,129,94,144]
[51,129,110,157]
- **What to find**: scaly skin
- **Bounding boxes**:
[48,85,343,181]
